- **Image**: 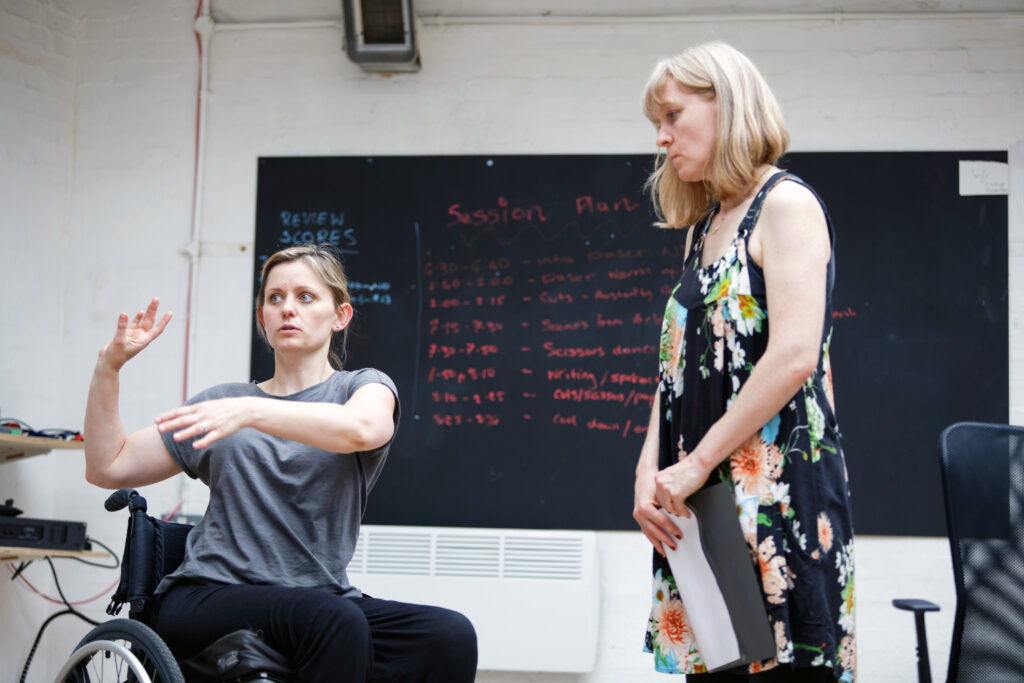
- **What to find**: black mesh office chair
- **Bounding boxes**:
[57,489,291,682]
[894,422,1024,683]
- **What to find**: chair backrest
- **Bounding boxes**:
[939,422,1024,682]
[106,491,193,627]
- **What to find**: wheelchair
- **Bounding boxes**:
[56,489,292,682]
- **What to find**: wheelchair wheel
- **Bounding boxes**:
[59,619,184,683]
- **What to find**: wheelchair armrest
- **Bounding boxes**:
[893,598,941,613]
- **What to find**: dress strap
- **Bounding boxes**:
[738,170,838,295]
[737,170,792,237]
[684,203,718,269]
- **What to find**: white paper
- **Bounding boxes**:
[663,508,742,671]
[958,160,1009,196]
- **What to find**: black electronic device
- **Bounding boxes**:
[0,515,90,551]
[1,498,23,517]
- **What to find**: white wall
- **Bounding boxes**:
[2,1,198,679]
[2,1,1021,680]
[1,1,88,679]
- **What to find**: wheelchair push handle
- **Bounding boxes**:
[105,488,148,513]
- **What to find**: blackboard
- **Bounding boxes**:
[251,152,1008,536]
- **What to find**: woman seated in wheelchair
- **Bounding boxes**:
[83,243,478,682]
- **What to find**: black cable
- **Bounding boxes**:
[10,528,121,680]
[19,608,75,683]
[17,558,104,683]
[9,560,32,580]
[72,537,121,569]
[46,557,101,627]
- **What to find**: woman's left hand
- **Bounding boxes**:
[654,454,714,517]
[155,397,256,450]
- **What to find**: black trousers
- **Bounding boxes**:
[153,581,478,682]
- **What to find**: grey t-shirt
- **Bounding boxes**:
[155,369,399,597]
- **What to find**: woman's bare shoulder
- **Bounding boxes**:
[751,179,829,264]
[761,178,823,219]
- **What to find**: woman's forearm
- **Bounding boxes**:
[690,341,817,472]
[156,383,397,455]
[246,398,392,453]
[635,395,661,476]
[653,343,816,517]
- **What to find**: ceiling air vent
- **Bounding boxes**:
[341,0,420,73]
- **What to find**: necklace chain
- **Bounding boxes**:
[708,214,724,235]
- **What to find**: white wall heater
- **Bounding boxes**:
[347,525,600,672]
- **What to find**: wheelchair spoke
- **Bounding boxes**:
[63,620,183,683]
[73,638,152,682]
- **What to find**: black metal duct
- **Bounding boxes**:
[341,0,420,72]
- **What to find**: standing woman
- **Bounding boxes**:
[632,42,855,682]
[84,243,477,682]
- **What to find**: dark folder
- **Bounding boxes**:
[663,482,776,672]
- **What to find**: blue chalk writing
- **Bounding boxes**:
[349,281,391,292]
[349,281,393,305]
[277,227,359,253]
[351,293,393,306]
[280,211,345,227]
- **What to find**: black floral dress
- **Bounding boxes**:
[643,173,856,681]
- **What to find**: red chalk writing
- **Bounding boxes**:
[575,195,641,215]
[421,195,673,438]
[447,197,549,227]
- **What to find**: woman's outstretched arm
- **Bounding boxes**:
[84,297,181,489]
[154,382,397,455]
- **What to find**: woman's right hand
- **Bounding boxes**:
[634,465,682,558]
[98,297,172,372]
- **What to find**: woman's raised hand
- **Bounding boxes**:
[98,297,173,371]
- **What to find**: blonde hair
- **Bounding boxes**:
[256,243,352,370]
[642,41,790,228]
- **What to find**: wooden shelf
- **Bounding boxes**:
[0,545,110,563]
[0,432,82,464]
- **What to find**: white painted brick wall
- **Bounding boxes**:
[1,0,75,418]
[1,2,79,682]
[1,2,1020,681]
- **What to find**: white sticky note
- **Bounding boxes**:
[959,160,1009,196]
